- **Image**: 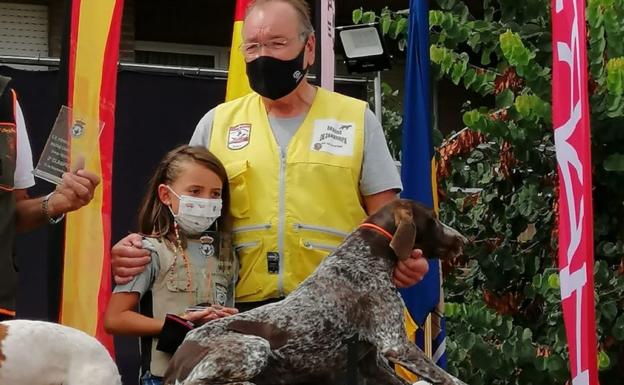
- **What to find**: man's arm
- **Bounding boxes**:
[363,191,430,288]
[363,189,399,215]
[360,110,429,288]
[15,169,100,233]
[111,233,152,285]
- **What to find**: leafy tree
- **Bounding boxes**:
[355,1,624,384]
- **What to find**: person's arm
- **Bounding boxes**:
[104,292,164,336]
[112,233,152,284]
[360,109,429,288]
[363,190,399,215]
[15,170,100,233]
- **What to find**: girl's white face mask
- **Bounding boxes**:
[166,186,222,235]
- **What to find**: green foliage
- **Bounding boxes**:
[357,1,624,384]
[367,81,403,160]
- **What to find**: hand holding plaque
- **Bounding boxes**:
[33,106,103,185]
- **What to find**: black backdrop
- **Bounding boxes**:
[0,65,365,385]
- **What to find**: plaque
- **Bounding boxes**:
[33,106,103,185]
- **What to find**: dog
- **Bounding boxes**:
[164,199,469,385]
[0,319,121,385]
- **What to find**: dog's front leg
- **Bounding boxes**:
[385,344,468,385]
[357,349,410,385]
[360,294,467,385]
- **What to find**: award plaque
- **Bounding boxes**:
[33,106,103,185]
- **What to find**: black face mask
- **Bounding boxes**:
[246,45,308,100]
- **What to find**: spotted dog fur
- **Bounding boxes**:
[165,199,469,385]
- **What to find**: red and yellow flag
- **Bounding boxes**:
[225,0,252,101]
[60,0,124,354]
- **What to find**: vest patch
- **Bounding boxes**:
[228,124,251,150]
[310,119,355,156]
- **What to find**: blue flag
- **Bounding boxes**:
[398,0,447,368]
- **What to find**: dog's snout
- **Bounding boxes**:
[441,222,466,242]
[438,221,467,259]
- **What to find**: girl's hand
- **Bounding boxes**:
[182,305,239,325]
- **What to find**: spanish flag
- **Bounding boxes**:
[225,0,252,101]
[59,0,124,353]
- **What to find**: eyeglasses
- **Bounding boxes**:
[239,33,309,56]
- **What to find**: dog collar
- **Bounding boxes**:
[358,223,393,241]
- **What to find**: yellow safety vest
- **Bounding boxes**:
[211,88,367,302]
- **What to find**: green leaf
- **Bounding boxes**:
[602,302,618,322]
[606,57,624,95]
[496,89,515,108]
[546,355,565,372]
[463,332,477,349]
[463,68,477,88]
[352,8,363,24]
[388,20,399,40]
[612,315,624,340]
[396,17,408,37]
[451,60,468,85]
[603,153,624,171]
[521,328,533,342]
[398,38,407,52]
[598,350,611,370]
[547,273,560,289]
[381,15,391,35]
[602,241,618,256]
[499,29,535,67]
[429,10,445,27]
[362,11,376,24]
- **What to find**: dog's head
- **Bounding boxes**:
[363,199,467,261]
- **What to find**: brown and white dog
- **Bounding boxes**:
[164,199,468,385]
[0,319,121,385]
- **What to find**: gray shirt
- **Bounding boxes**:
[114,238,236,307]
[190,107,402,196]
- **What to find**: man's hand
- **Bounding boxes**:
[48,170,101,216]
[112,233,151,284]
[393,249,429,288]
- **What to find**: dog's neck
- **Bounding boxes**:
[358,223,393,241]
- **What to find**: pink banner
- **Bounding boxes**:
[551,1,598,384]
[319,0,335,91]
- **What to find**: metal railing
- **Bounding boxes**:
[0,55,369,84]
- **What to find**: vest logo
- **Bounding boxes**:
[310,119,355,156]
[227,124,251,150]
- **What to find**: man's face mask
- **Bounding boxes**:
[246,41,308,100]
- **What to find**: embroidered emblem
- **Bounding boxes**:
[227,124,251,150]
[71,120,85,138]
[200,235,215,258]
[310,119,355,156]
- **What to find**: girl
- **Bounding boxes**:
[104,145,238,385]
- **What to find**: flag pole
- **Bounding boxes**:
[374,71,382,118]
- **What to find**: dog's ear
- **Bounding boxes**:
[389,204,417,260]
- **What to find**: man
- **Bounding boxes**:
[112,0,428,310]
[0,75,100,320]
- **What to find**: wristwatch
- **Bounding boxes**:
[42,192,65,224]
